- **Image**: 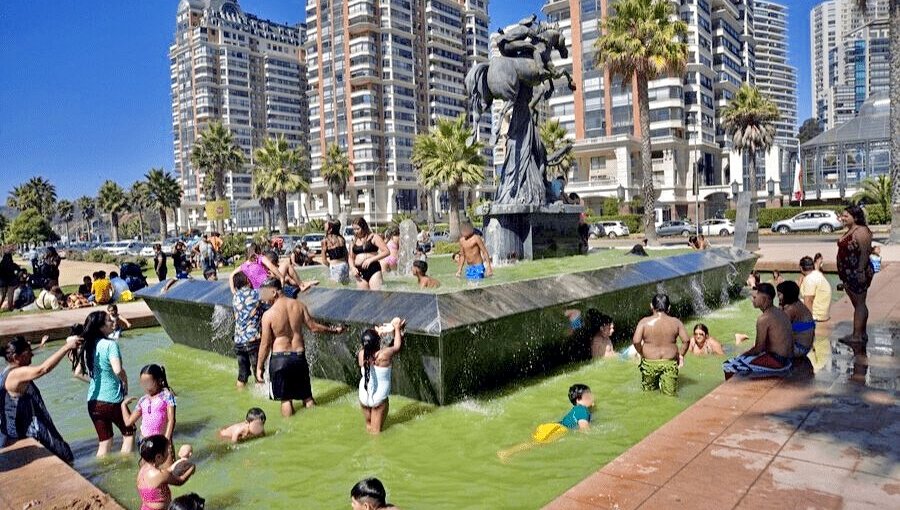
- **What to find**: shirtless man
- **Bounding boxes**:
[456,222,493,280]
[722,283,793,380]
[632,294,690,396]
[256,278,345,417]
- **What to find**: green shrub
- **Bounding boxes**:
[863,205,890,225]
[72,249,146,268]
[585,214,643,233]
[432,241,460,255]
[220,233,247,260]
[600,197,620,217]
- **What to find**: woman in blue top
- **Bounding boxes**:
[74,311,135,456]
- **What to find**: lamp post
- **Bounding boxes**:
[617,184,625,201]
[730,180,739,211]
[767,177,775,198]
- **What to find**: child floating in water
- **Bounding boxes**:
[219,407,267,443]
[106,304,131,338]
[497,384,593,460]
[411,260,440,289]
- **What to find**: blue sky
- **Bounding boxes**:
[0,0,817,201]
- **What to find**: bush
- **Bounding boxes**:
[600,197,620,217]
[863,205,890,225]
[68,249,147,269]
[585,214,643,234]
[723,206,844,228]
[220,233,247,260]
[432,241,460,255]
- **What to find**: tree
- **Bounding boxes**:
[7,209,55,246]
[721,84,780,251]
[797,118,823,145]
[7,177,57,219]
[412,116,485,241]
[97,180,128,242]
[57,199,74,244]
[145,168,182,242]
[129,181,150,241]
[595,0,688,246]
[540,119,574,178]
[0,214,7,243]
[76,196,96,242]
[320,143,352,216]
[252,135,310,234]
[190,122,245,231]
[852,175,893,224]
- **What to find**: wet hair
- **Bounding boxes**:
[326,220,342,236]
[168,493,205,510]
[139,434,170,464]
[755,282,776,301]
[203,269,217,280]
[628,244,648,256]
[360,329,381,398]
[140,364,175,395]
[568,383,591,405]
[693,323,709,335]
[246,407,266,424]
[107,304,118,314]
[568,192,579,202]
[233,271,250,289]
[844,205,867,226]
[4,336,31,362]
[109,271,119,279]
[582,309,613,338]
[75,311,110,377]
[352,217,372,236]
[265,250,278,264]
[246,243,261,260]
[412,260,428,275]
[261,277,282,291]
[776,281,801,305]
[651,293,670,313]
[350,478,388,508]
[799,256,815,271]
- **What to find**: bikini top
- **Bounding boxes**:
[326,241,348,260]
[352,235,378,255]
[137,465,171,505]
[792,320,816,333]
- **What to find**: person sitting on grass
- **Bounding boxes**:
[411,260,440,289]
[91,271,113,305]
[723,283,794,380]
[77,275,93,297]
[109,272,129,302]
[219,407,266,443]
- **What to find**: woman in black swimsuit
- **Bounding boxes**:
[350,217,389,290]
[321,221,351,285]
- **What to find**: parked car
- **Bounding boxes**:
[656,220,695,237]
[104,241,141,256]
[301,233,325,254]
[598,221,630,238]
[139,245,156,257]
[771,210,843,234]
[588,223,606,239]
[700,219,735,236]
[430,231,450,243]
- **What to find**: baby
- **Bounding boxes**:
[219,408,266,443]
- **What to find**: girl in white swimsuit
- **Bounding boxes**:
[358,318,405,435]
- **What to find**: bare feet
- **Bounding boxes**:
[734,333,749,345]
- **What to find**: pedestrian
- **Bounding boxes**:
[154,244,168,283]
[836,205,874,344]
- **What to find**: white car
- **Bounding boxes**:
[104,241,140,256]
[139,245,156,257]
[700,219,735,236]
[301,233,325,254]
[771,210,843,234]
[598,221,630,238]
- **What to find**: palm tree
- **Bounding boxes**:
[97,180,128,242]
[76,196,96,242]
[0,214,8,243]
[320,143,352,216]
[540,119,574,178]
[190,122,245,231]
[721,84,780,252]
[129,181,150,241]
[852,175,893,223]
[145,168,182,242]
[595,0,687,246]
[253,135,309,234]
[412,116,485,241]
[7,177,57,219]
[57,200,74,244]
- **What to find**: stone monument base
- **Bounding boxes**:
[480,203,584,261]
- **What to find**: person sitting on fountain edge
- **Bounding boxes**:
[412,260,440,289]
[456,222,493,280]
[722,283,794,380]
[632,294,690,396]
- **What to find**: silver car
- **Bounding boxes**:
[656,220,695,237]
[771,210,843,234]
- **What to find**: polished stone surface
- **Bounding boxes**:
[482,204,584,261]
[139,247,756,404]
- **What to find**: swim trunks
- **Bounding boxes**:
[722,352,792,378]
[639,358,679,396]
[793,341,812,357]
[465,263,485,280]
[268,351,312,402]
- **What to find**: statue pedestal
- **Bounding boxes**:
[480,203,584,262]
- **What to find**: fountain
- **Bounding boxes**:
[397,219,418,276]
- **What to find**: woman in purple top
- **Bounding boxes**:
[230,243,282,291]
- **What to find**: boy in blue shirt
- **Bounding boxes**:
[559,383,593,430]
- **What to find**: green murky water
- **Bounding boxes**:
[31,297,756,509]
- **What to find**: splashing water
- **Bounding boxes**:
[397,219,418,277]
[210,304,234,347]
[688,276,711,316]
[721,263,739,306]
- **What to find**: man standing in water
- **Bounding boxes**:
[256,278,345,417]
[722,283,793,380]
[456,222,493,280]
[632,294,690,396]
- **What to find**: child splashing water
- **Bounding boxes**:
[136,435,195,510]
[358,318,405,434]
[122,364,177,441]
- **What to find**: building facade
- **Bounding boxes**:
[304,0,492,224]
[753,1,797,147]
[170,0,308,232]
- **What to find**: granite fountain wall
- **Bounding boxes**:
[138,247,756,404]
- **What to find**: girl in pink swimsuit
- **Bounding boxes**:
[122,364,177,441]
[231,243,282,290]
[136,435,195,510]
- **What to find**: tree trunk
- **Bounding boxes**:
[110,213,119,242]
[172,207,179,235]
[890,0,900,244]
[747,150,760,251]
[138,211,145,241]
[448,186,461,241]
[64,221,70,245]
[426,188,436,232]
[278,192,289,234]
[637,77,658,245]
[159,207,168,242]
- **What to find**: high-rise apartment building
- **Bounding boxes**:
[810,0,889,129]
[170,0,307,230]
[304,0,491,223]
[542,0,772,223]
[753,1,798,148]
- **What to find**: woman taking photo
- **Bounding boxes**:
[74,310,135,456]
[836,205,874,343]
[350,217,389,290]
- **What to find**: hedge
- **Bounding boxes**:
[432,241,460,255]
[585,214,643,234]
[724,206,847,228]
[66,249,148,269]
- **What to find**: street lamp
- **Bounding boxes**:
[839,185,846,200]
[731,181,740,196]
[616,184,625,201]
[766,178,775,198]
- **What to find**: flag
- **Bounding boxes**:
[792,161,804,202]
